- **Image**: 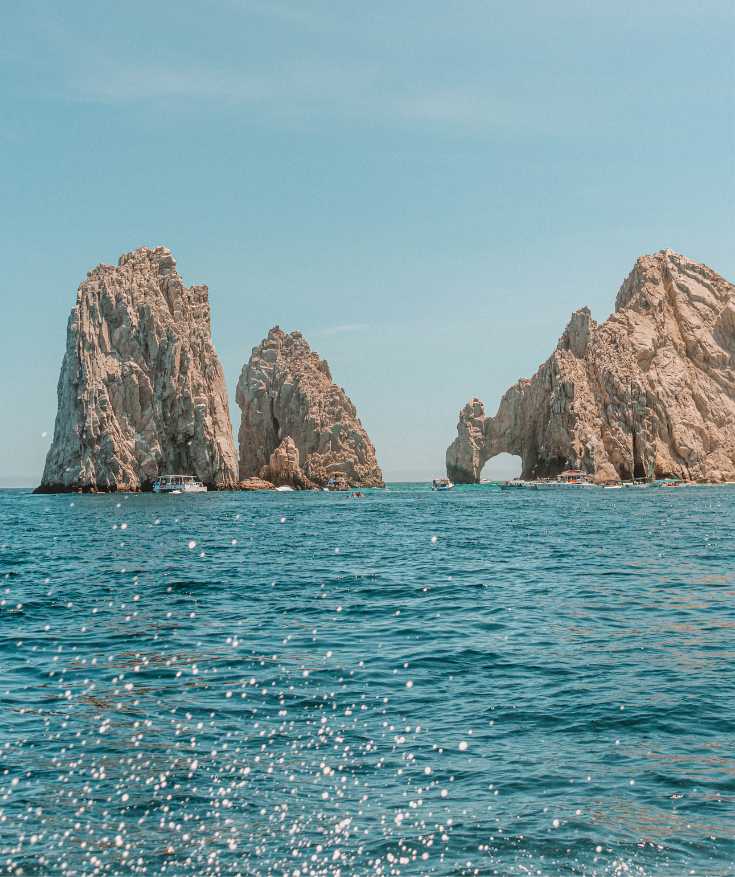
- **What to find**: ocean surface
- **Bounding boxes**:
[1,484,734,877]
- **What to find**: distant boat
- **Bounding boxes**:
[432,478,454,491]
[275,485,295,492]
[502,470,596,489]
[152,474,207,494]
[555,469,595,487]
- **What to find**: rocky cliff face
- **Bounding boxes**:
[447,250,735,483]
[38,246,238,492]
[237,327,383,487]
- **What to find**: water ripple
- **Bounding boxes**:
[0,484,734,875]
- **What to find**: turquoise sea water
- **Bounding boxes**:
[1,484,734,876]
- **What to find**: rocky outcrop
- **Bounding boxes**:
[236,327,383,488]
[259,436,315,489]
[37,246,238,492]
[447,250,735,483]
[239,477,275,491]
[446,398,489,484]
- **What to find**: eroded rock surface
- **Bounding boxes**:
[38,246,238,492]
[237,327,383,487]
[239,477,275,491]
[447,250,735,483]
[260,436,314,489]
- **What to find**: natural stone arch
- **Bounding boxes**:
[480,453,521,482]
[447,250,735,486]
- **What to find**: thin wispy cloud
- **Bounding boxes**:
[7,3,652,138]
[71,63,286,105]
[16,7,512,130]
[228,0,327,27]
[62,57,381,114]
[313,323,369,337]
[59,57,522,134]
[394,89,511,129]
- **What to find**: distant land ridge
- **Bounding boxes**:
[36,246,238,492]
[447,250,735,484]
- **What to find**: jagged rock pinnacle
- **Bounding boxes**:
[37,246,238,492]
[236,327,383,488]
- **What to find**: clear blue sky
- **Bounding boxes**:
[1,1,733,484]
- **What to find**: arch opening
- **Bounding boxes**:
[480,453,521,482]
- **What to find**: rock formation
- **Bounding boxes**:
[237,327,383,488]
[239,477,275,491]
[37,246,238,492]
[259,436,314,489]
[447,250,735,483]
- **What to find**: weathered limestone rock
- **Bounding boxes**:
[447,250,735,483]
[237,327,383,487]
[37,246,238,492]
[260,436,315,489]
[446,398,488,484]
[239,477,275,491]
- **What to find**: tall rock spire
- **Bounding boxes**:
[37,246,238,492]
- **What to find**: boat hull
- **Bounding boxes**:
[153,485,207,494]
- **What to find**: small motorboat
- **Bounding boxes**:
[275,485,295,492]
[432,478,454,491]
[152,475,207,494]
[500,479,538,490]
[555,469,595,487]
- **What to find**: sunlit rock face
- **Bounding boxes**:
[260,436,315,489]
[237,327,384,488]
[37,246,238,492]
[447,251,735,483]
[446,398,488,484]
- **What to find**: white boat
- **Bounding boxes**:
[275,485,295,492]
[152,474,207,494]
[432,478,454,491]
[500,479,538,490]
[554,469,595,487]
